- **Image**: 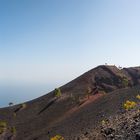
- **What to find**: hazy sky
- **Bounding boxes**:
[0,0,140,88]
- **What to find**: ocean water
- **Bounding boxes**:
[0,84,55,108]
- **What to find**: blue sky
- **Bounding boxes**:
[0,0,140,98]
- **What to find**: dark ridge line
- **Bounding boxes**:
[123,68,138,85]
[97,66,122,89]
[38,98,57,115]
[100,65,119,78]
[14,106,23,114]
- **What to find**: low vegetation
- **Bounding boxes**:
[55,88,62,98]
[10,126,16,135]
[101,120,107,125]
[98,107,140,140]
[123,100,137,110]
[14,103,27,116]
[21,103,27,109]
[0,120,16,137]
[9,102,14,106]
[97,94,140,140]
[0,121,7,134]
[123,93,140,110]
[50,135,64,140]
[136,94,140,100]
[121,77,129,87]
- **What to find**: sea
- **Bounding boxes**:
[0,84,55,108]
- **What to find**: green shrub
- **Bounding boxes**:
[0,121,7,134]
[122,77,129,87]
[50,135,64,140]
[123,100,137,110]
[9,102,14,106]
[136,94,140,100]
[0,121,16,136]
[55,88,62,98]
[21,103,27,109]
[10,126,16,135]
[0,121,7,128]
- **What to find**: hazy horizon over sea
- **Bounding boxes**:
[0,83,57,108]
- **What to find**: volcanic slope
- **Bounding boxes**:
[0,65,140,140]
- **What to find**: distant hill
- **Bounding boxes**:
[0,65,140,140]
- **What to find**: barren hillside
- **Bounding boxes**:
[0,65,140,140]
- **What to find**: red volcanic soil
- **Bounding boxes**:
[79,93,103,107]
[57,93,103,123]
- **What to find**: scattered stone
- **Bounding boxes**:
[136,133,140,140]
[84,131,89,136]
[86,105,140,140]
[103,128,115,136]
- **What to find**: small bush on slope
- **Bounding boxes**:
[0,121,7,134]
[123,100,137,110]
[0,120,16,139]
[136,94,140,100]
[54,88,62,98]
[50,135,64,140]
